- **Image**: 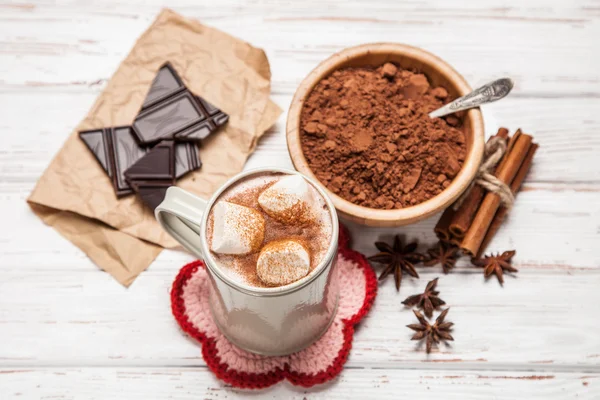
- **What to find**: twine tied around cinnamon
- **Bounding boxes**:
[453,136,515,210]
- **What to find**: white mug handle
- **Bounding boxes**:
[155,187,207,258]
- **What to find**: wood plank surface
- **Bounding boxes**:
[1,267,599,368]
[0,94,599,186]
[1,186,598,270]
[0,368,597,399]
[0,0,599,398]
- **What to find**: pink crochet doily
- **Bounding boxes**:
[170,225,377,389]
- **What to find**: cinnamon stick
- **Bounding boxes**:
[449,235,462,247]
[477,143,538,257]
[448,128,509,238]
[434,207,455,241]
[495,129,522,173]
[461,133,533,256]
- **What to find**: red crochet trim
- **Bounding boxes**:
[170,223,377,389]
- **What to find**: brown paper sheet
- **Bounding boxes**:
[27,9,282,286]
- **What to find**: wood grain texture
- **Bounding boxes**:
[0,95,599,187]
[1,269,599,368]
[0,0,599,397]
[0,369,598,399]
[2,186,598,271]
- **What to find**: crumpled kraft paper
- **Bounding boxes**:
[27,9,282,287]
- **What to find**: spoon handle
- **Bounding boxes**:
[429,78,514,119]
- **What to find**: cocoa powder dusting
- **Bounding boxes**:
[208,175,329,288]
[259,190,313,225]
[300,63,467,209]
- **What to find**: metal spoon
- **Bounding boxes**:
[428,78,514,119]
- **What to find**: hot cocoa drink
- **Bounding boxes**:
[206,173,333,288]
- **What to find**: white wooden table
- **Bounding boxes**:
[1,1,599,398]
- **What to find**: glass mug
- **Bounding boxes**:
[155,167,340,356]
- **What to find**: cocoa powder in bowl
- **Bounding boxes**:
[299,63,467,209]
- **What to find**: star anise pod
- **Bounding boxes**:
[424,241,460,274]
[402,277,446,318]
[368,235,425,291]
[471,250,517,285]
[407,308,454,353]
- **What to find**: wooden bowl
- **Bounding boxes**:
[286,43,485,227]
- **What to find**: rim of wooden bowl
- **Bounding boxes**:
[286,43,485,227]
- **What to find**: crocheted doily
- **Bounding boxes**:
[170,224,377,389]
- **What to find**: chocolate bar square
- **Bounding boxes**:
[125,140,176,210]
[142,63,185,109]
[80,127,201,198]
[174,142,202,179]
[132,62,229,145]
[79,126,146,197]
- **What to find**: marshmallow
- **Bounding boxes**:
[258,175,314,224]
[256,239,311,286]
[210,201,265,255]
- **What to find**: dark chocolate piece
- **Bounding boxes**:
[130,180,173,211]
[132,62,229,144]
[80,127,201,198]
[112,127,149,194]
[134,91,208,143]
[124,140,176,182]
[79,128,113,177]
[142,63,185,109]
[79,126,146,197]
[175,142,202,179]
[78,63,212,200]
[179,96,229,141]
[125,141,176,211]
